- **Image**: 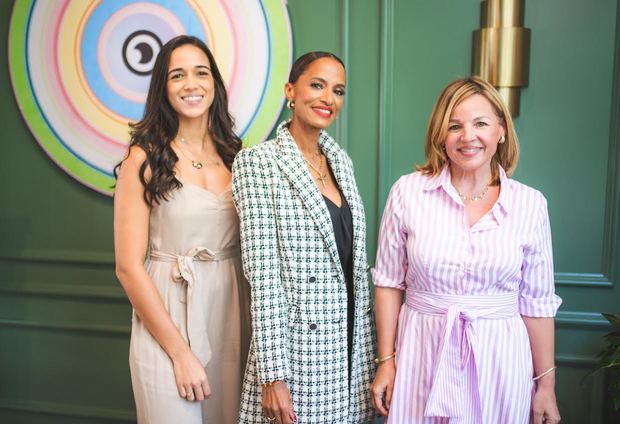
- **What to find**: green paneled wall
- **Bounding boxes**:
[1,0,619,422]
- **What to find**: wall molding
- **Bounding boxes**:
[555,272,613,288]
[601,1,620,286]
[555,353,600,367]
[555,310,611,328]
[378,0,395,216]
[336,0,350,152]
[0,318,130,336]
[553,6,619,290]
[0,398,135,422]
[0,281,127,301]
[0,248,114,266]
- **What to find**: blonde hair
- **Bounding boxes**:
[416,76,519,184]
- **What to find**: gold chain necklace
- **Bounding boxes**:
[175,138,222,169]
[304,151,327,189]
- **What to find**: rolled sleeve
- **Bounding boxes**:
[519,195,562,317]
[372,178,408,291]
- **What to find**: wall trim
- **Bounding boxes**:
[0,248,114,266]
[552,5,619,290]
[555,310,612,328]
[601,1,620,286]
[336,0,350,152]
[0,281,127,301]
[555,353,600,367]
[378,0,395,216]
[0,398,135,422]
[555,272,613,288]
[0,318,130,336]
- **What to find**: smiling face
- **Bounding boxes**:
[166,44,215,122]
[285,57,346,131]
[443,94,506,176]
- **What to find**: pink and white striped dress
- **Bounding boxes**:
[372,166,562,424]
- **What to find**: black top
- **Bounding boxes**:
[323,194,355,367]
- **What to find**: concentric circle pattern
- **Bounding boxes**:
[9,0,292,195]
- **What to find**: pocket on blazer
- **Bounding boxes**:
[287,304,345,326]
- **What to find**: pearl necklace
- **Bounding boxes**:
[457,185,489,203]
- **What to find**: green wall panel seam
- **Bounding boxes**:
[602,1,620,284]
[0,318,130,336]
[555,310,612,328]
[0,282,127,301]
[0,398,135,422]
[555,353,600,367]
[0,248,115,265]
[335,0,350,152]
[378,0,394,221]
[554,272,613,288]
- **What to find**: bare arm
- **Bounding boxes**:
[522,317,556,381]
[522,316,560,423]
[375,287,402,358]
[114,146,209,400]
[370,286,403,415]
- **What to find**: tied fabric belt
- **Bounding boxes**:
[405,289,519,419]
[149,245,240,365]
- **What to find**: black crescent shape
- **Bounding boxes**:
[122,30,163,76]
[135,42,154,64]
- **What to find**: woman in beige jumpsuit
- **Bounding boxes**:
[114,35,250,423]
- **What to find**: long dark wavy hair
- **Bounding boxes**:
[114,35,241,206]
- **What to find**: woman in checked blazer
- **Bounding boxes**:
[232,52,376,424]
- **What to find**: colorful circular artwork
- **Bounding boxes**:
[9,0,292,195]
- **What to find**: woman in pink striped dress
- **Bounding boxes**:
[370,76,562,424]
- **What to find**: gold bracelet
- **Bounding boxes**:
[374,352,396,364]
[532,366,557,381]
[261,380,282,388]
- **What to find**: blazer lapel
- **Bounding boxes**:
[273,123,342,270]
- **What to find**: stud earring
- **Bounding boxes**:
[287,100,295,110]
[499,135,506,144]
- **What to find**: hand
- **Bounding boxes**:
[171,348,211,402]
[370,360,396,416]
[262,381,295,424]
[531,386,560,423]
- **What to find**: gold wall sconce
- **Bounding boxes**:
[472,0,530,117]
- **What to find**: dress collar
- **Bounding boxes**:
[423,164,512,216]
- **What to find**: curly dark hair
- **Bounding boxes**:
[114,35,242,206]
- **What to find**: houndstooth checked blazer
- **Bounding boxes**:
[232,121,376,423]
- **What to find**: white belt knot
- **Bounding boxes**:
[150,245,239,301]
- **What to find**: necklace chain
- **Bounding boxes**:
[175,138,222,170]
[457,184,489,203]
[304,150,327,189]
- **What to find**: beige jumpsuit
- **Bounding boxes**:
[129,182,250,423]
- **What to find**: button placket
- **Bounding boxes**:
[458,229,470,294]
